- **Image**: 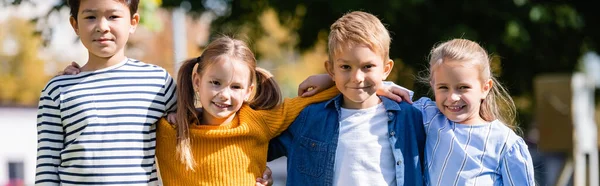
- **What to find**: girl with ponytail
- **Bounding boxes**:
[154,36,341,185]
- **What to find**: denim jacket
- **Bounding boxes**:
[268,95,426,186]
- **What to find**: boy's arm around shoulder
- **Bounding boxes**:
[161,70,177,114]
[35,85,63,185]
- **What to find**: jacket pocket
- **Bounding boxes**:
[295,136,327,177]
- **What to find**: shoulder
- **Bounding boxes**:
[124,59,170,74]
[41,74,85,96]
[488,120,526,154]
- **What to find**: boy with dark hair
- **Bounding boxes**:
[35,0,176,185]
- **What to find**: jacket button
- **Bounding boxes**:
[390,131,395,136]
[396,160,402,165]
[311,143,316,147]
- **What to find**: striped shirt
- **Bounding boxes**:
[413,97,534,186]
[35,58,177,186]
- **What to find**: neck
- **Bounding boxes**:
[201,111,236,126]
[81,52,126,72]
[341,94,381,109]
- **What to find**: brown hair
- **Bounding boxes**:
[424,38,518,132]
[328,11,391,64]
[175,36,282,170]
[67,0,140,20]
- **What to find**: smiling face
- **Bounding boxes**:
[193,57,254,125]
[431,60,492,124]
[69,0,138,59]
[326,45,393,109]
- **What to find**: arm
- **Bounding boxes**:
[499,138,536,186]
[298,75,413,103]
[35,89,63,185]
[259,87,339,138]
[162,71,177,113]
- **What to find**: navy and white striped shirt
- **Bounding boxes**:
[35,59,177,185]
[413,97,535,186]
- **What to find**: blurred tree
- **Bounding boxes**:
[12,0,600,129]
[0,18,49,106]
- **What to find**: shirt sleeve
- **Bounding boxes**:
[162,71,177,114]
[258,87,339,138]
[500,138,535,186]
[35,89,63,185]
[412,97,437,130]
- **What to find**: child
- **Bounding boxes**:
[267,11,426,185]
[153,36,407,185]
[153,36,343,185]
[36,0,176,185]
[412,38,535,185]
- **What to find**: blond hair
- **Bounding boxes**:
[175,36,282,170]
[328,11,391,63]
[426,39,519,132]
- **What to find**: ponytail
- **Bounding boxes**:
[249,67,282,110]
[175,57,201,171]
[481,77,520,135]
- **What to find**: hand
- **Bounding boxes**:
[167,112,177,124]
[297,74,335,97]
[376,82,413,104]
[255,166,273,186]
[57,62,81,76]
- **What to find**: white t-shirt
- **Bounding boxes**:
[333,103,396,186]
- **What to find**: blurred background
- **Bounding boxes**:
[1,0,599,185]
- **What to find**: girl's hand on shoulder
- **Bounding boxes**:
[377,82,413,104]
[255,166,273,186]
[297,74,334,97]
[56,62,81,76]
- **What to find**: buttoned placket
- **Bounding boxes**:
[388,110,405,186]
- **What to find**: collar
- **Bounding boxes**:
[323,94,403,112]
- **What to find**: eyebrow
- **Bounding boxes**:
[81,9,124,14]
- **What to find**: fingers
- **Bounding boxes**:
[71,61,81,68]
[386,91,403,103]
[255,178,268,186]
[300,87,317,97]
[297,81,311,96]
[166,112,177,124]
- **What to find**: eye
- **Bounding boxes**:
[209,80,220,86]
[437,86,448,90]
[363,64,375,69]
[109,15,120,19]
[459,86,470,90]
[84,16,96,19]
[231,85,243,89]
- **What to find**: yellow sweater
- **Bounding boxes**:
[155,87,339,185]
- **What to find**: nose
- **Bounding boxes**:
[450,92,460,102]
[217,88,231,101]
[351,70,364,83]
[96,17,110,33]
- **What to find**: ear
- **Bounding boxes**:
[192,71,201,92]
[129,13,140,34]
[245,84,255,101]
[324,60,334,78]
[382,59,394,80]
[482,78,493,99]
[69,16,79,35]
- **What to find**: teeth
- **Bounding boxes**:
[213,102,229,108]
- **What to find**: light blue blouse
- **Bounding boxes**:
[413,97,535,186]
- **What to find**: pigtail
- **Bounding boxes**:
[249,67,282,110]
[175,57,201,170]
